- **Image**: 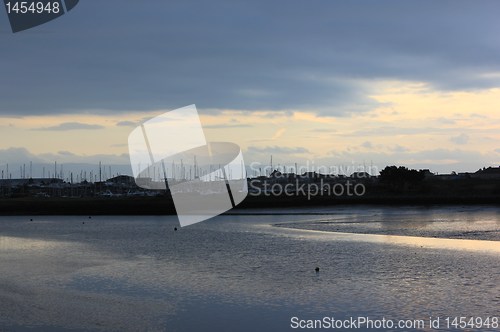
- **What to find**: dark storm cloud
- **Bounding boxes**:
[1,0,500,116]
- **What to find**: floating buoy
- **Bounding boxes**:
[315,267,320,273]
[174,227,178,231]
[30,218,33,221]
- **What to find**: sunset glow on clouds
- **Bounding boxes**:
[202,83,500,173]
[1,1,499,175]
[1,81,498,174]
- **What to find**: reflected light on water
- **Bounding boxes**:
[0,210,498,331]
[0,236,65,251]
[377,233,500,253]
[269,227,500,254]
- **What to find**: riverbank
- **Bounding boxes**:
[0,193,498,215]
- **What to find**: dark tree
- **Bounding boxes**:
[379,166,425,187]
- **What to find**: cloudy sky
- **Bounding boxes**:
[1,0,499,178]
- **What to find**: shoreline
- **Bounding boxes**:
[0,194,498,215]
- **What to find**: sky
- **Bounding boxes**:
[1,0,499,179]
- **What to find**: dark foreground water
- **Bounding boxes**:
[0,206,499,331]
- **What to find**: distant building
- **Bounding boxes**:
[106,175,136,185]
[0,178,63,188]
[300,172,329,179]
[350,171,371,179]
[472,166,500,180]
[420,169,435,179]
[435,172,463,181]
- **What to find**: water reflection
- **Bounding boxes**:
[0,235,65,251]
[272,205,500,241]
[270,227,500,254]
[0,207,498,331]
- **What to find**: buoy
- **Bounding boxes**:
[315,267,320,273]
[174,227,178,231]
[30,218,33,221]
[82,222,85,224]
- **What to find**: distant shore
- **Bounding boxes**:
[0,194,498,216]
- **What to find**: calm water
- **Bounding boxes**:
[0,206,499,331]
